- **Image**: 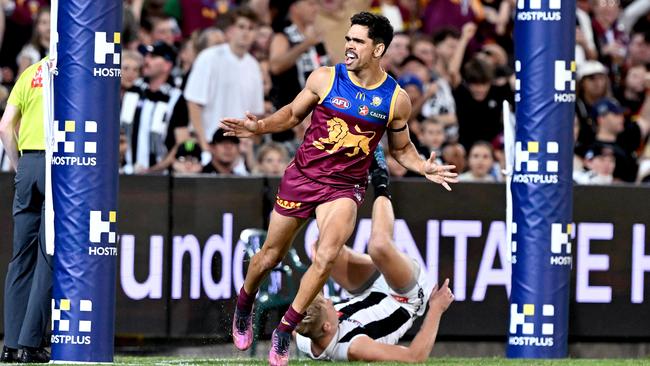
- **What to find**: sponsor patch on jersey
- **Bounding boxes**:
[358,105,369,116]
[331,97,351,110]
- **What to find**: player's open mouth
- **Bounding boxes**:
[345,51,357,65]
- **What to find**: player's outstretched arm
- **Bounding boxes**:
[346,279,455,363]
[220,66,331,138]
[387,90,459,191]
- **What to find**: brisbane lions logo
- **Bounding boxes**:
[313,118,376,157]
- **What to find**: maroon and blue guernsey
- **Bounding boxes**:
[294,63,400,187]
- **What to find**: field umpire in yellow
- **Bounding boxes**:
[0,58,51,363]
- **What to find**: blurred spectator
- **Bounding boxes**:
[573,143,616,185]
[576,60,610,151]
[397,73,426,146]
[250,25,274,97]
[254,141,290,176]
[184,7,264,153]
[121,50,144,97]
[176,38,196,89]
[419,118,446,158]
[442,142,467,174]
[269,0,331,143]
[248,0,272,25]
[615,64,647,120]
[450,23,513,151]
[203,129,249,175]
[592,97,650,182]
[638,159,650,183]
[620,0,650,35]
[411,35,436,70]
[120,42,189,174]
[381,32,410,77]
[16,7,49,76]
[626,30,650,68]
[422,0,484,36]
[371,0,405,32]
[172,139,204,175]
[420,74,457,136]
[481,0,512,37]
[196,27,227,53]
[315,0,371,64]
[576,0,598,63]
[432,27,461,81]
[0,0,47,80]
[171,0,229,38]
[123,1,141,50]
[150,15,179,46]
[591,0,627,73]
[459,141,496,182]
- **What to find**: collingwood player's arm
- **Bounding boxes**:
[347,279,454,363]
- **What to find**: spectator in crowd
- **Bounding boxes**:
[419,118,446,159]
[450,23,512,151]
[315,0,371,64]
[371,0,405,32]
[411,35,436,70]
[573,143,617,185]
[184,7,264,153]
[458,141,496,182]
[592,97,650,182]
[120,41,189,174]
[0,58,51,363]
[150,15,179,46]
[432,27,461,81]
[442,142,467,174]
[576,60,610,151]
[591,0,627,72]
[16,7,49,76]
[0,0,48,84]
[254,141,290,176]
[626,30,650,68]
[172,0,224,38]
[576,0,598,63]
[615,64,647,119]
[172,138,204,175]
[203,129,249,175]
[121,50,144,97]
[176,38,196,89]
[268,0,331,142]
[381,32,410,77]
[421,0,484,36]
[195,27,227,53]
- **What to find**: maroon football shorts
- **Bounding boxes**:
[274,163,366,219]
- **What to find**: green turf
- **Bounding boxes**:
[101,356,650,366]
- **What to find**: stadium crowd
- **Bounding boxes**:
[0,0,649,184]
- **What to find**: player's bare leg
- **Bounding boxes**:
[325,245,376,294]
[232,211,306,351]
[367,196,416,290]
[269,198,357,366]
[368,144,418,290]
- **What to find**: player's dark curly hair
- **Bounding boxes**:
[350,12,394,56]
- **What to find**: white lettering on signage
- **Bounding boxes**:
[576,223,612,303]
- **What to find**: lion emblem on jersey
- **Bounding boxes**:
[312,117,376,157]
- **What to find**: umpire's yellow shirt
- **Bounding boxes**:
[7,59,45,151]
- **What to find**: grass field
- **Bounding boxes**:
[99,357,650,366]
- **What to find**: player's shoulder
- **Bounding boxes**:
[16,59,45,84]
[305,66,335,89]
